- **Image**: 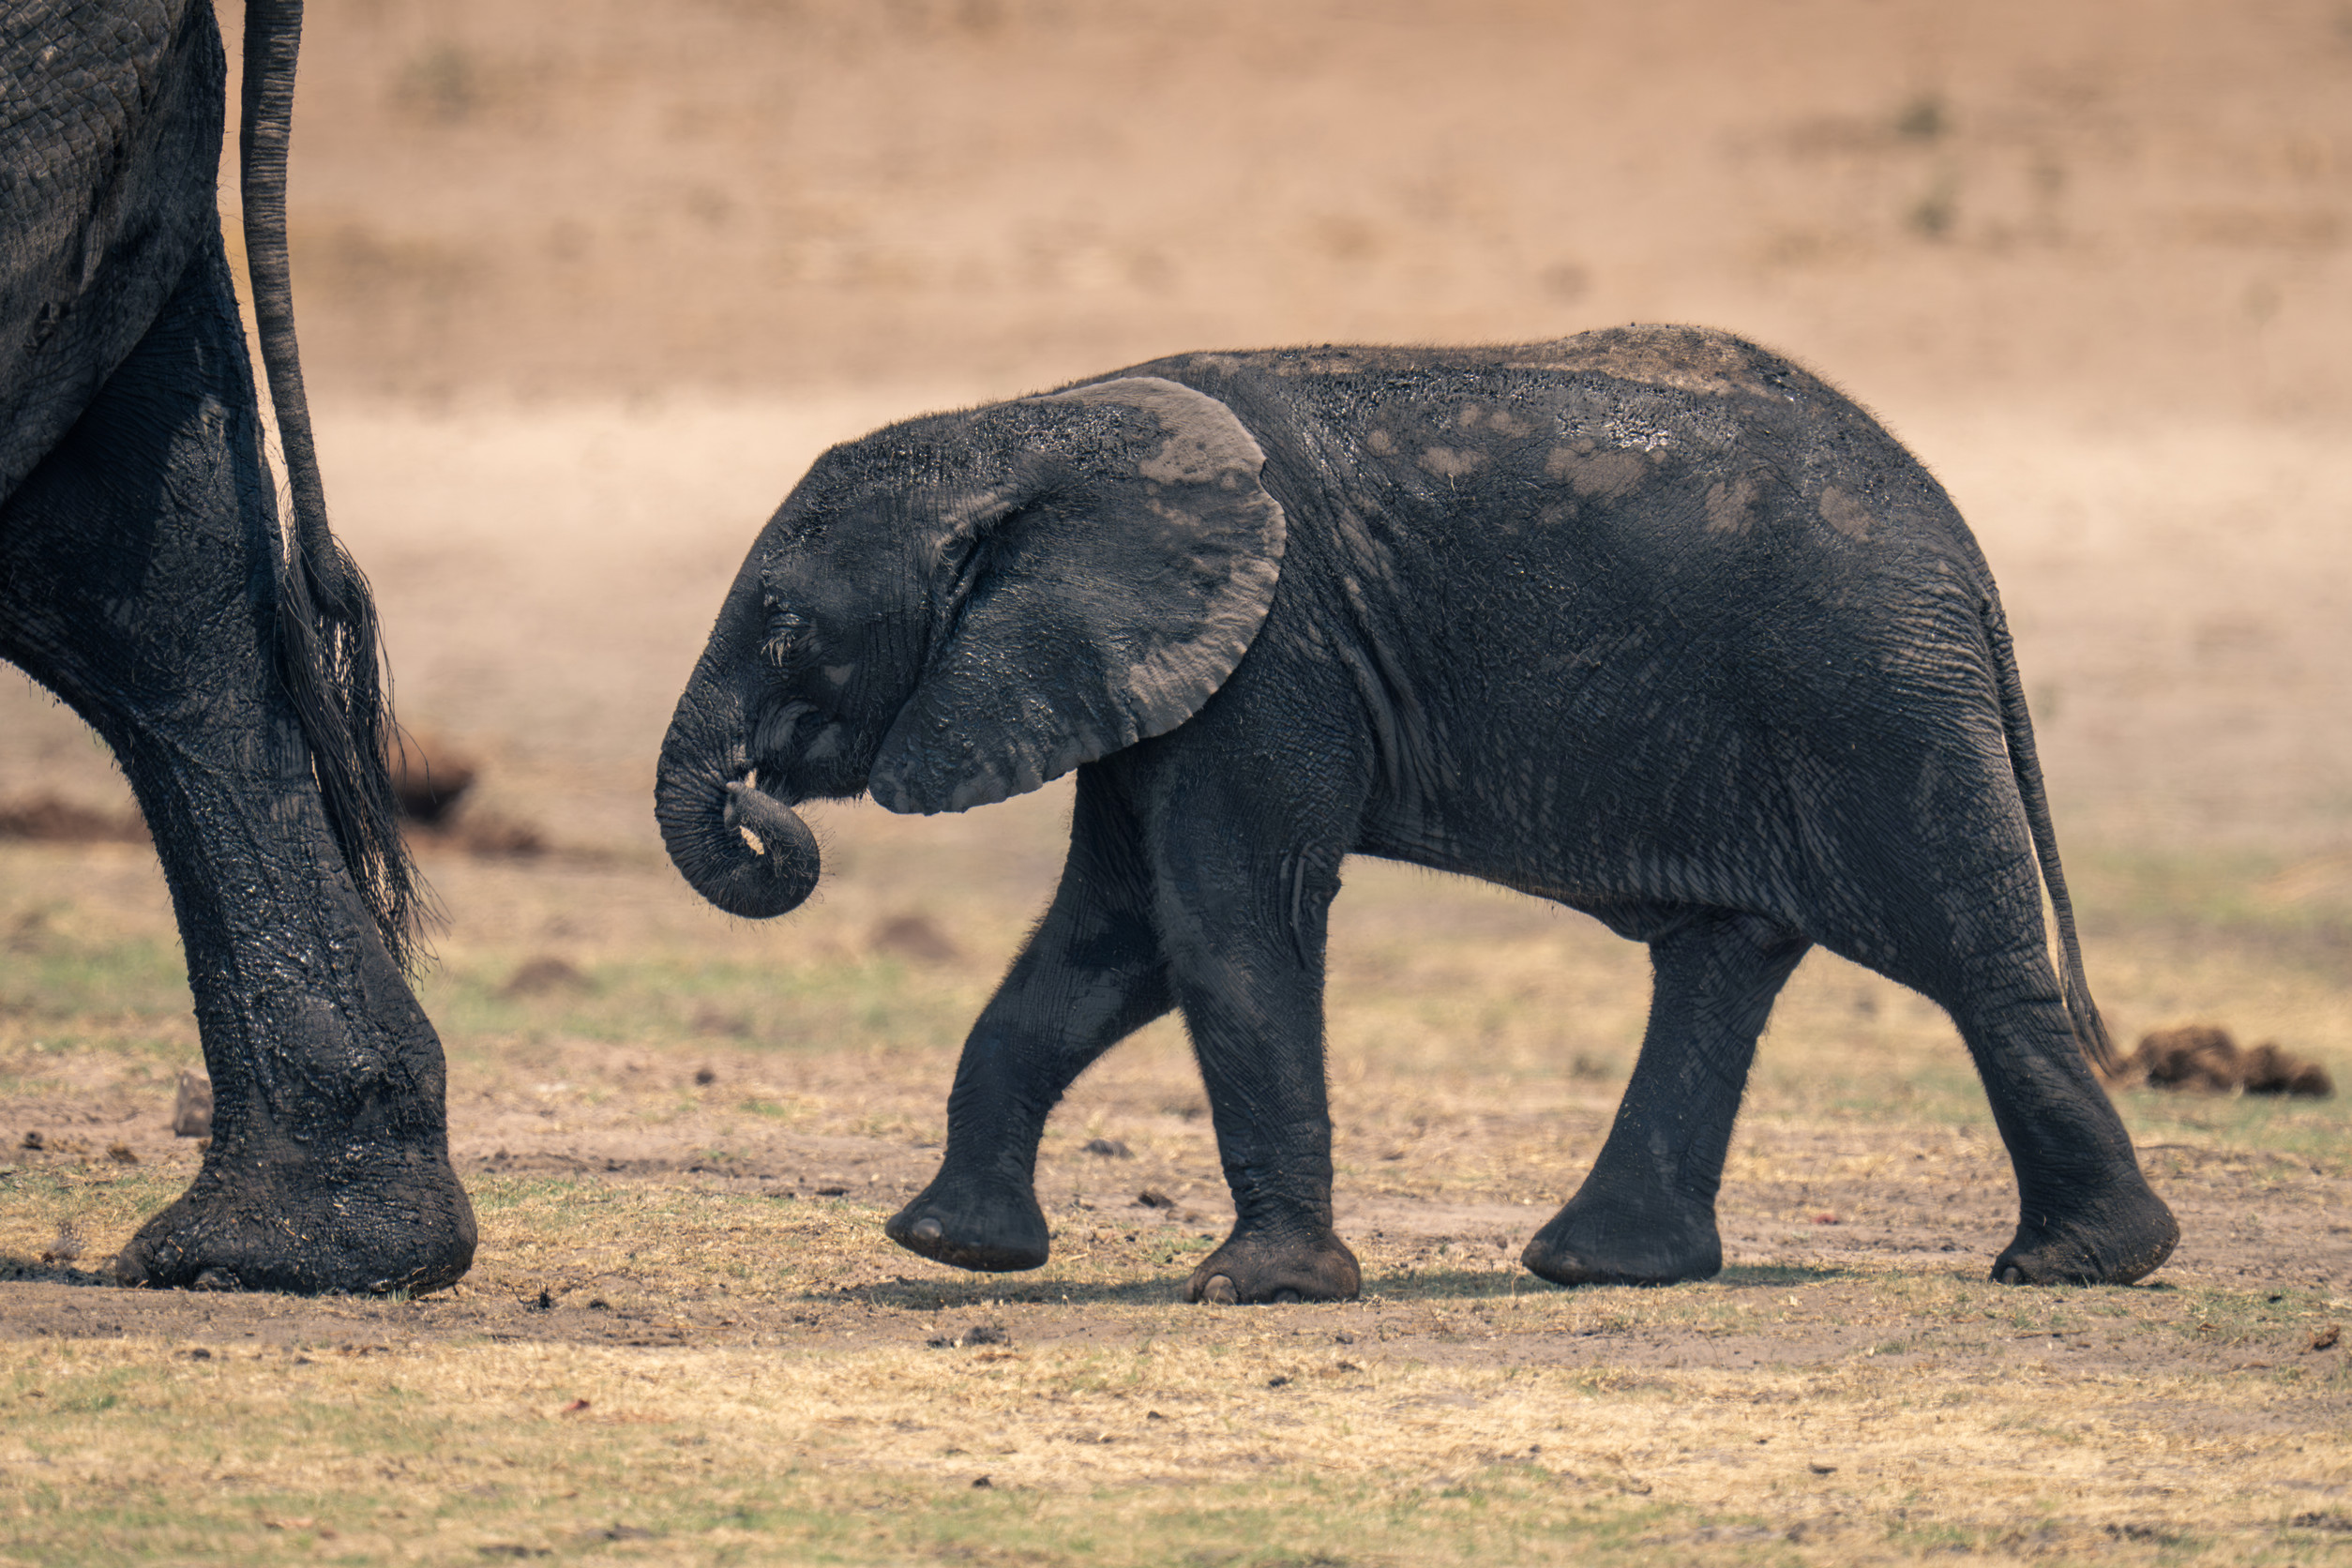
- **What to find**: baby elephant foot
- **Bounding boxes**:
[885,1179,1050,1274]
[1521,1186,1723,1288]
[1184,1229,1361,1304]
[1993,1183,2179,1286]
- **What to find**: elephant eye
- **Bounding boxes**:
[761,610,809,670]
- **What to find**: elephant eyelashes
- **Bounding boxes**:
[761,611,808,670]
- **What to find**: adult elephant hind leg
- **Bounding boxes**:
[0,254,475,1295]
[1524,909,1808,1288]
[886,766,1175,1274]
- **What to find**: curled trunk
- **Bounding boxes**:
[656,693,821,919]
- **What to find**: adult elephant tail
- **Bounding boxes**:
[239,0,424,969]
[1986,599,2118,1076]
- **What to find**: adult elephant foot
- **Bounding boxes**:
[885,1178,1050,1273]
[1992,1182,2179,1286]
[1520,1188,1724,1288]
[1184,1229,1361,1304]
[114,1144,475,1295]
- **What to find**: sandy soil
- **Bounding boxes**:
[243,0,2352,426]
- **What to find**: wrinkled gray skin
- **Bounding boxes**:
[0,1,473,1293]
[659,328,2179,1304]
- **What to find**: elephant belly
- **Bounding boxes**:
[1351,726,1802,925]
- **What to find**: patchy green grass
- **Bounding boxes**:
[2,831,2348,1566]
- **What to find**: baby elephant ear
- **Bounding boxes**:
[869,377,1287,814]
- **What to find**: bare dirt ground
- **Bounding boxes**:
[2,1,2350,1561]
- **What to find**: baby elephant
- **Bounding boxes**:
[656,325,2178,1303]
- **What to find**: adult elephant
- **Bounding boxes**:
[0,1,474,1293]
[656,329,2179,1304]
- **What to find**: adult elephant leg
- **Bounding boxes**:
[1524,909,1808,1287]
[0,249,475,1294]
[886,765,1174,1272]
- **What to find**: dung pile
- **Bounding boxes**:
[0,792,147,844]
[388,730,545,857]
[2109,1024,2332,1097]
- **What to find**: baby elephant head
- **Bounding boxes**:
[656,376,1288,918]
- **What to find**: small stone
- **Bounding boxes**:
[171,1072,212,1138]
[2314,1324,2342,1352]
[19,1131,41,1152]
[106,1142,137,1165]
[1081,1138,1132,1158]
[971,1475,992,1489]
[1137,1189,1175,1209]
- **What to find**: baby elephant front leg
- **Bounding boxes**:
[887,771,1172,1272]
[1159,841,1361,1305]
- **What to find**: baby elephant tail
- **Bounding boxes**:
[1986,601,2118,1077]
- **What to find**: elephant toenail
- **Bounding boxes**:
[1272,1288,1301,1304]
[2001,1265,2022,1285]
[912,1218,943,1243]
[1201,1274,1238,1305]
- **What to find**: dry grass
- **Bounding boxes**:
[3,1174,2350,1566]
[3,831,2349,1565]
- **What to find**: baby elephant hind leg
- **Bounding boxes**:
[1951,988,2178,1286]
[886,769,1174,1274]
[1524,910,1809,1288]
[1832,833,2174,1286]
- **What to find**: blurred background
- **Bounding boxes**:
[3,0,2347,959]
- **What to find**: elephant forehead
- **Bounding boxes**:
[1033,377,1266,486]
